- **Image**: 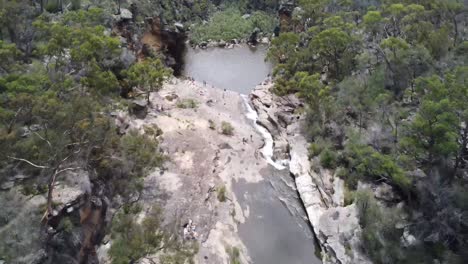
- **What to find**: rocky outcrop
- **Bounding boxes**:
[250,82,371,264]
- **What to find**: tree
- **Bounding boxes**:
[363,10,383,38]
[401,76,458,164]
[447,67,468,178]
[267,32,300,64]
[296,72,333,130]
[309,27,356,79]
[0,40,21,73]
[124,58,172,105]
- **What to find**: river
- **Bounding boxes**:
[183,45,321,264]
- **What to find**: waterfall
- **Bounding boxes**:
[241,94,286,171]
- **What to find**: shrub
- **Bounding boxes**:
[71,0,81,10]
[344,143,410,193]
[177,99,198,109]
[208,119,216,130]
[227,246,241,264]
[45,0,60,13]
[190,8,276,44]
[109,207,163,264]
[343,186,355,206]
[308,137,332,158]
[320,148,337,169]
[221,121,234,136]
[217,186,227,202]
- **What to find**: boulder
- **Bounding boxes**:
[375,182,398,202]
[130,99,148,119]
[174,22,184,31]
[119,48,136,69]
[260,37,270,44]
[119,8,133,20]
[1,181,14,190]
[218,40,227,47]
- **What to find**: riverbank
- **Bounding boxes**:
[123,78,264,263]
[116,77,324,264]
[250,83,371,264]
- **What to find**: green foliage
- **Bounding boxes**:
[45,0,61,13]
[71,0,81,10]
[344,142,410,192]
[308,137,332,158]
[401,75,459,163]
[267,32,299,64]
[109,207,164,264]
[217,185,227,202]
[227,246,241,264]
[309,27,356,79]
[221,121,234,136]
[320,148,337,169]
[124,58,172,104]
[190,8,276,44]
[208,119,216,130]
[0,41,21,73]
[120,130,165,176]
[177,99,198,109]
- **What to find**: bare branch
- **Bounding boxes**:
[33,131,52,149]
[55,167,81,175]
[8,156,49,169]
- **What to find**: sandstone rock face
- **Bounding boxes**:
[250,82,371,264]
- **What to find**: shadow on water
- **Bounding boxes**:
[233,166,321,264]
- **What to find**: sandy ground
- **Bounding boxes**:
[128,78,271,263]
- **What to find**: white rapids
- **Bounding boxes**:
[241,94,287,171]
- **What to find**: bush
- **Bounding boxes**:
[227,246,241,264]
[190,8,276,44]
[109,207,163,264]
[177,99,198,109]
[45,0,60,13]
[308,137,332,158]
[208,119,216,130]
[320,148,337,169]
[343,186,355,206]
[71,0,81,10]
[344,143,410,193]
[221,121,234,136]
[217,186,227,202]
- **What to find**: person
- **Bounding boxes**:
[203,80,206,86]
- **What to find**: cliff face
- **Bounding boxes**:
[250,83,371,264]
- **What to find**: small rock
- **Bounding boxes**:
[218,40,226,47]
[401,228,418,247]
[119,8,133,20]
[409,168,426,179]
[374,183,398,202]
[199,41,208,49]
[242,14,251,19]
[260,37,270,44]
[1,181,14,190]
[174,22,184,31]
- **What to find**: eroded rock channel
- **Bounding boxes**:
[180,45,321,263]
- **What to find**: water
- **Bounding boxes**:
[233,167,321,264]
[182,45,272,94]
[241,94,287,170]
[182,45,320,264]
